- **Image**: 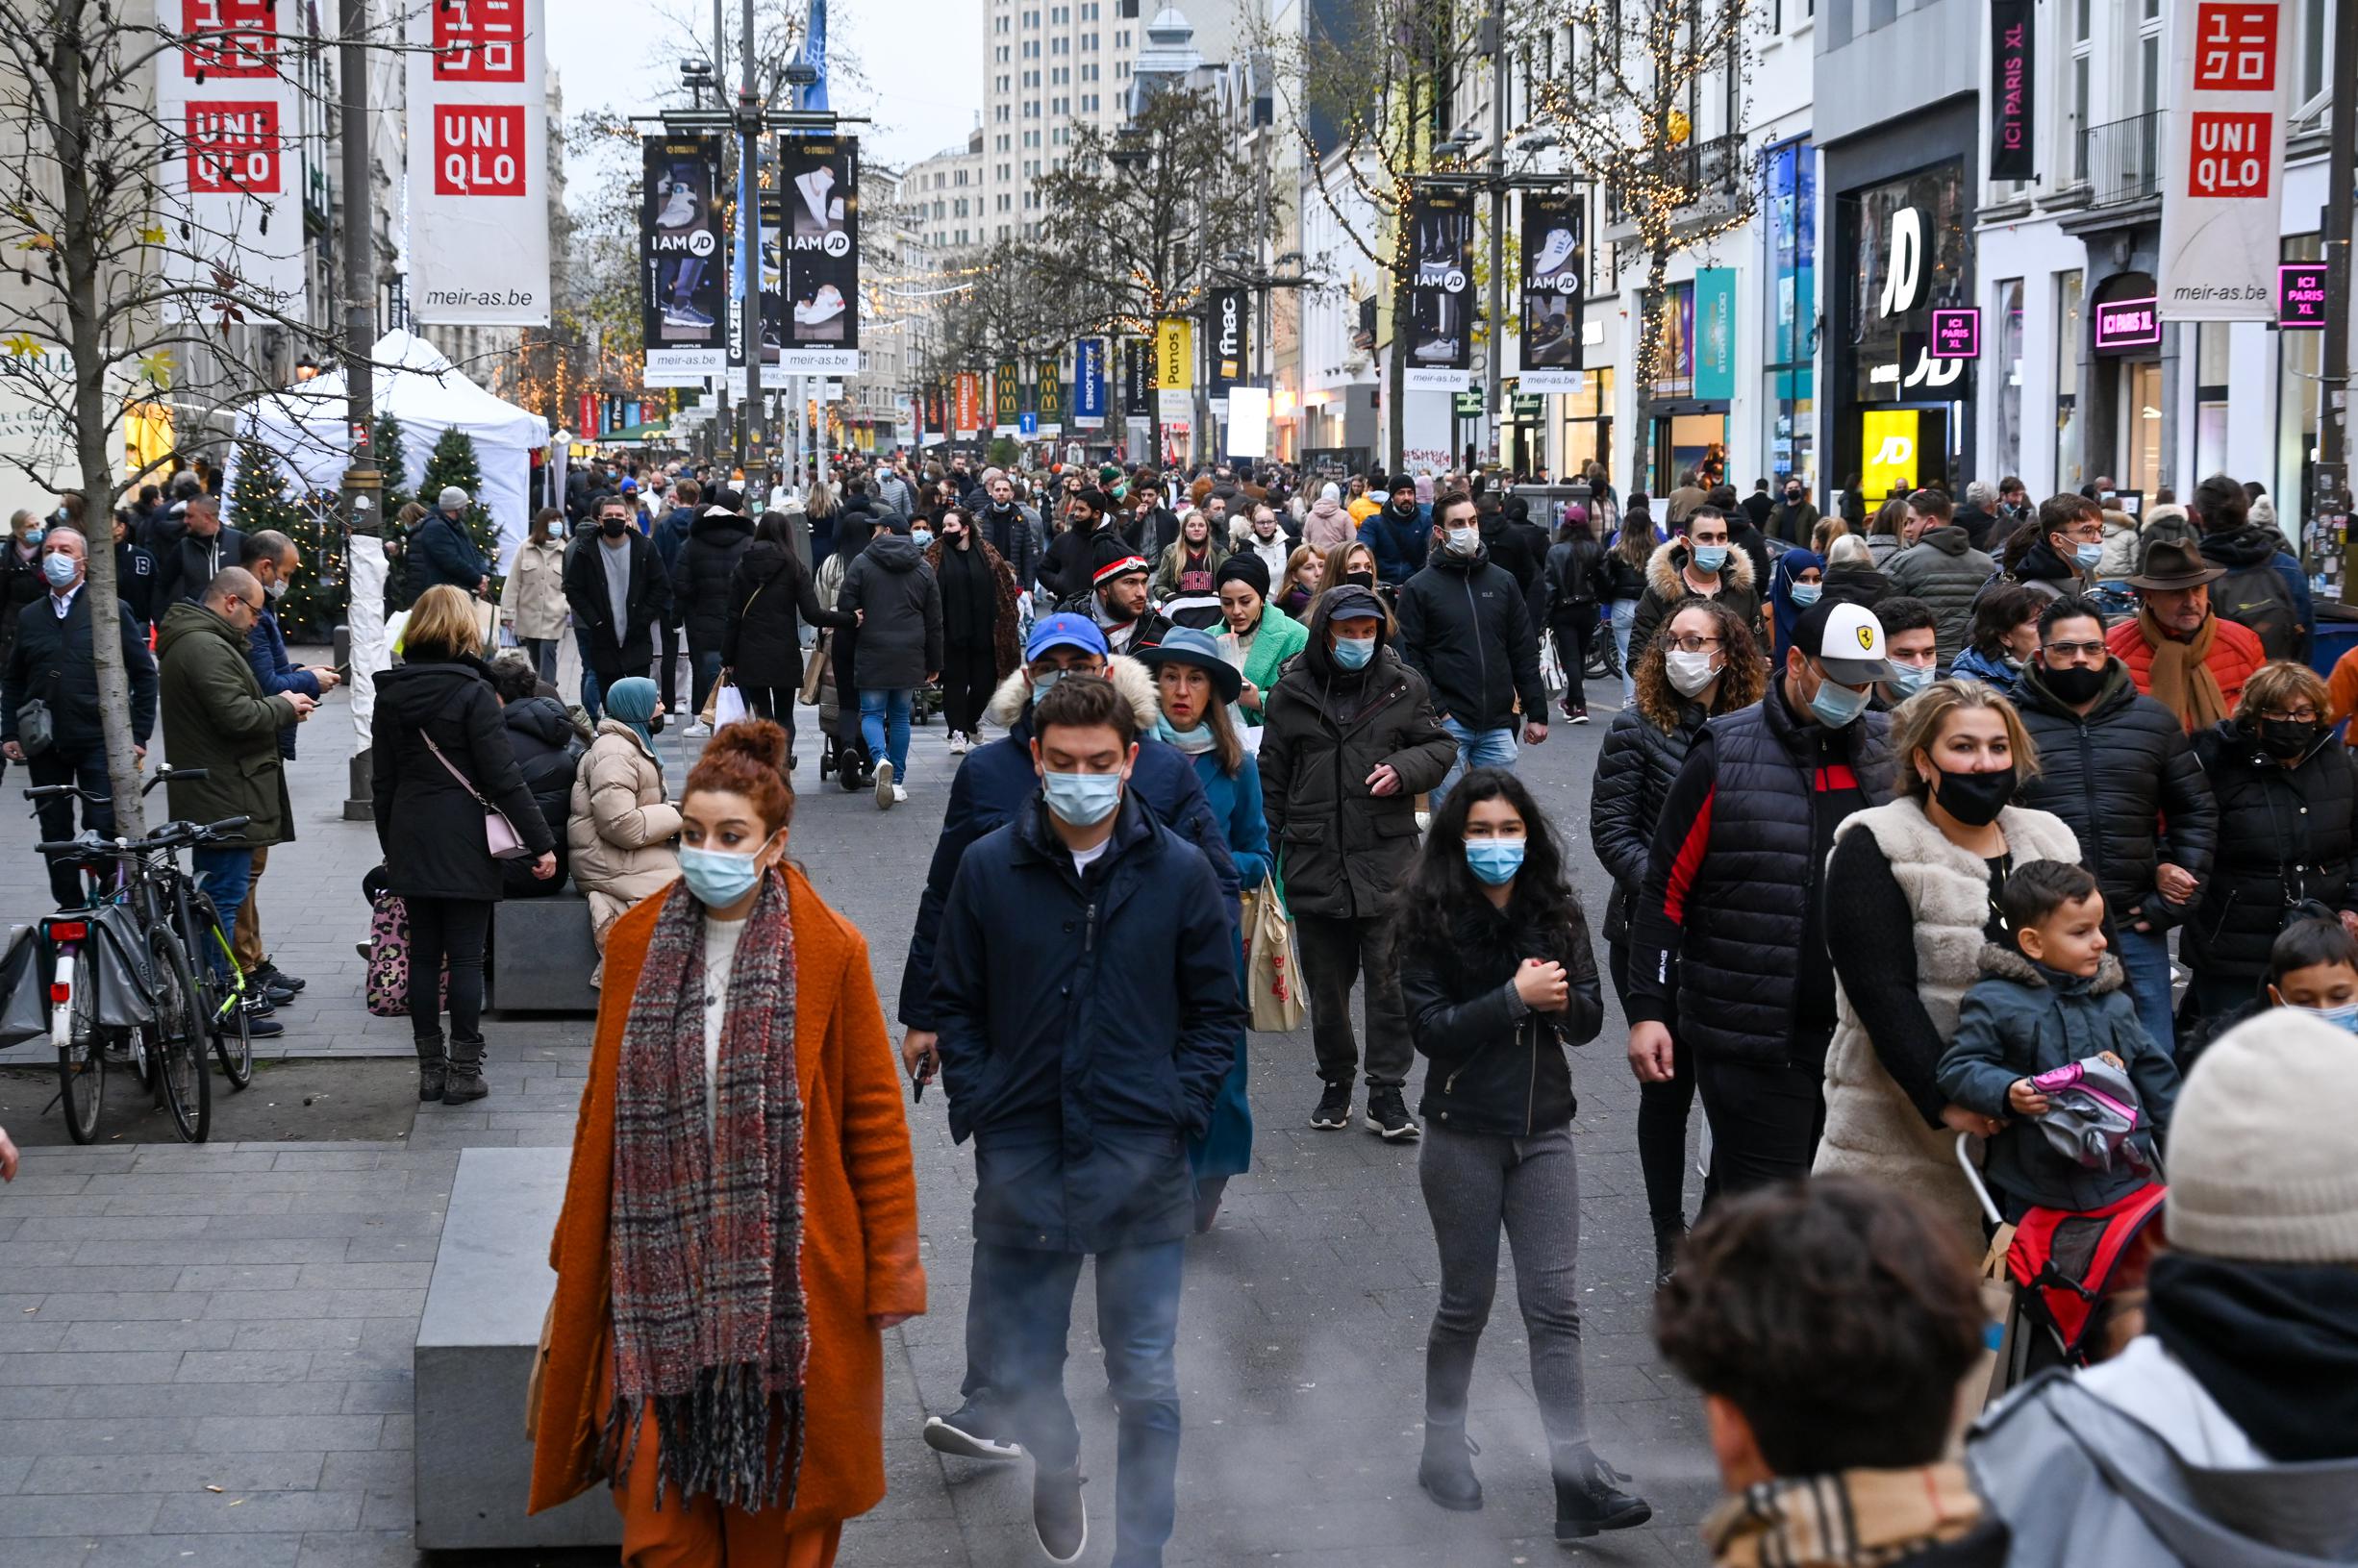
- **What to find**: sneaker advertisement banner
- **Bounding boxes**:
[155,0,308,322]
[641,135,725,384]
[774,132,860,370]
[1517,189,1584,392]
[758,189,797,388]
[406,0,550,326]
[1401,185,1473,390]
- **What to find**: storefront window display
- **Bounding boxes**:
[1834,157,1971,494]
[1556,367,1614,482]
[2056,269,2084,493]
[1764,137,1818,487]
[2195,320,2231,482]
[1994,279,2024,482]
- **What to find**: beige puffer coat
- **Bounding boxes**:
[564,720,681,949]
[500,537,570,640]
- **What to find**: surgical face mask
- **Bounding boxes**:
[910,528,934,550]
[1464,837,1525,886]
[1890,661,1937,698]
[264,576,288,600]
[1806,666,1871,728]
[1331,634,1376,671]
[1690,543,1729,574]
[2072,541,2104,570]
[1041,769,1122,827]
[40,552,77,588]
[1445,525,1479,556]
[1789,583,1821,608]
[2292,1000,2358,1033]
[23,527,45,549]
[1665,648,1720,697]
[1786,489,1803,505]
[679,843,767,907]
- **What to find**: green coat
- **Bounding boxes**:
[156,603,298,848]
[1232,604,1310,727]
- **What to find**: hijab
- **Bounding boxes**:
[604,676,661,748]
[1768,548,1824,662]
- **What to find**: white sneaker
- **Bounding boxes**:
[1530,225,1575,278]
[949,731,969,756]
[683,720,712,738]
[891,784,909,804]
[655,182,698,231]
[874,759,896,809]
[793,285,845,326]
[794,165,835,229]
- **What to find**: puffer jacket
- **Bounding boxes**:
[1393,543,1547,732]
[2185,718,2358,981]
[1301,494,1356,552]
[2012,659,2219,931]
[499,537,569,640]
[1590,700,1709,943]
[2097,510,2142,579]
[836,529,943,691]
[1259,594,1458,922]
[1402,897,1604,1138]
[1885,527,1996,670]
[676,510,755,655]
[2105,614,2268,727]
[1625,539,1762,660]
[369,657,553,902]
[564,721,681,935]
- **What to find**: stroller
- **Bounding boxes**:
[1957,1134,2167,1403]
[810,628,941,783]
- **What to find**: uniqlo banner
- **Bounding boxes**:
[1990,0,2037,181]
[2158,0,2290,321]
[1402,185,1474,388]
[1209,289,1250,395]
[1037,355,1065,437]
[1517,189,1584,391]
[774,133,860,371]
[156,1,307,321]
[408,0,550,325]
[641,136,725,383]
[1072,337,1108,429]
[954,371,982,440]
[992,361,1020,436]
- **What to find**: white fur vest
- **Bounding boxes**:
[1814,798,2079,1245]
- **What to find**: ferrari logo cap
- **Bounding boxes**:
[1794,597,1894,685]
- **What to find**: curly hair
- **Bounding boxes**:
[1632,598,1765,733]
[682,719,795,834]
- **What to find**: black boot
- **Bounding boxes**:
[441,1034,489,1105]
[414,1034,446,1104]
[1417,1420,1482,1512]
[1652,1216,1687,1290]
[1553,1449,1651,1541]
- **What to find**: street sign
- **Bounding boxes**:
[1512,394,1544,422]
[1452,388,1486,418]
[1018,411,1039,437]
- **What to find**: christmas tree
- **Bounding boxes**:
[228,438,345,639]
[416,425,505,585]
[373,412,413,516]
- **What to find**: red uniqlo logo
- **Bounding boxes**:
[433,0,524,82]
[433,106,526,195]
[186,102,281,193]
[2187,112,2274,195]
[2193,4,2277,90]
[180,0,276,77]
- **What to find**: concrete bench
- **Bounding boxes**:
[489,891,600,1014]
[414,1146,620,1550]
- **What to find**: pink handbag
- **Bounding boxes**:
[421,732,531,859]
[365,891,447,1017]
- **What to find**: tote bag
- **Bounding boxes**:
[365,891,447,1017]
[1242,874,1307,1033]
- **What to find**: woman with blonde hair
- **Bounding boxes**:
[371,584,557,1102]
[1866,494,1918,567]
[531,719,924,1565]
[1810,513,1851,558]
[1274,542,1326,619]
[1814,679,2077,1244]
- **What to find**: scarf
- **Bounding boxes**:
[1705,1464,1987,1568]
[1152,711,1217,754]
[606,870,806,1511]
[2136,608,2227,733]
[2145,1252,2358,1462]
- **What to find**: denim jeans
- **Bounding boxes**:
[690,650,725,722]
[1609,598,1642,708]
[28,747,114,908]
[2113,923,2177,1059]
[859,688,914,780]
[572,625,603,720]
[518,635,559,684]
[977,1240,1185,1568]
[1435,715,1518,806]
[190,846,254,983]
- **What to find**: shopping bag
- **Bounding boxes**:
[0,926,45,1050]
[365,890,447,1017]
[712,682,750,730]
[1242,874,1307,1033]
[1539,631,1568,696]
[697,679,721,730]
[800,632,831,706]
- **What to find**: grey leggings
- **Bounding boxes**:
[1418,1121,1590,1464]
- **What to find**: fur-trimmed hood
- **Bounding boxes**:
[982,652,1159,729]
[1976,941,2127,995]
[1643,536,1757,599]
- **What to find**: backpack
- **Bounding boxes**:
[2210,559,2300,660]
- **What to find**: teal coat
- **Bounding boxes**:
[1190,749,1270,1182]
[1233,605,1309,727]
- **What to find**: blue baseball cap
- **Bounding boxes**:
[1024,611,1109,662]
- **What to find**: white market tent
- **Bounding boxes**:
[230,330,549,554]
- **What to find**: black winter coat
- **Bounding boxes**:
[1,591,159,753]
[1402,896,1603,1137]
[932,789,1244,1254]
[1259,595,1458,921]
[370,656,554,902]
[1594,549,1648,604]
[1543,535,1605,615]
[405,511,489,599]
[0,547,47,667]
[498,694,584,898]
[154,525,244,609]
[113,543,159,631]
[561,531,670,679]
[836,530,943,691]
[1393,545,1547,732]
[2012,660,2219,930]
[721,540,851,687]
[1589,701,1707,943]
[676,511,754,655]
[2185,719,2358,980]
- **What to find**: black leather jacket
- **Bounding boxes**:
[1402,896,1603,1137]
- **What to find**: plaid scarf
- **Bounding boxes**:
[605,869,806,1512]
[1706,1463,1986,1568]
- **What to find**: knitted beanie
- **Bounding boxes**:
[2167,1010,2358,1264]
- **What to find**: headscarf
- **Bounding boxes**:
[604,676,661,748]
[1768,548,1824,662]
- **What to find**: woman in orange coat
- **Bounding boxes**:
[529,719,925,1567]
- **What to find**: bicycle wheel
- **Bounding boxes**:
[55,968,103,1144]
[188,894,254,1088]
[145,926,210,1143]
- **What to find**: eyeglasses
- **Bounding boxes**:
[2043,639,2106,660]
[2261,707,2322,724]
[1666,635,1723,653]
[2056,524,2104,543]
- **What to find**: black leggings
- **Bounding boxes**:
[407,896,491,1052]
[941,641,997,734]
[1548,608,1596,702]
[740,684,797,758]
[1609,936,1696,1232]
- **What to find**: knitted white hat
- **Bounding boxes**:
[2167,1010,2358,1264]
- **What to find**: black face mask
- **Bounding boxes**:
[1785,490,1802,505]
[1930,763,2016,828]
[647,711,666,736]
[2258,717,2320,759]
[599,517,629,538]
[2041,661,2107,706]
[1344,569,1377,589]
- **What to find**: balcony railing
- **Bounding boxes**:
[1605,132,1748,228]
[2077,111,2164,206]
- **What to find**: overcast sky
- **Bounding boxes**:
[548,0,983,197]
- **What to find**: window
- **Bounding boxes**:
[1083,92,1098,111]
[2302,0,2329,99]
[1117,0,1138,14]
[1994,279,2024,479]
[2070,0,2092,182]
[1082,62,1097,79]
[1052,35,1067,53]
[996,74,1010,90]
[1053,65,1068,83]
[1762,138,1817,485]
[1022,38,1039,56]
[2195,320,2231,478]
[1053,95,1069,112]
[995,44,1009,61]
[1082,31,1097,49]
[2056,269,2084,491]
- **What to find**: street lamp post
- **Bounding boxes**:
[338,0,382,820]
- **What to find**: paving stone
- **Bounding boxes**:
[22,1452,325,1495]
[149,1490,364,1534]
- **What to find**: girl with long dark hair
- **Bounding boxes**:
[1395,767,1650,1544]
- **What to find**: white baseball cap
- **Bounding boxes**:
[1794,597,1894,684]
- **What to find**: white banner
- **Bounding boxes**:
[155,1,307,322]
[2157,0,2290,321]
[407,0,550,325]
